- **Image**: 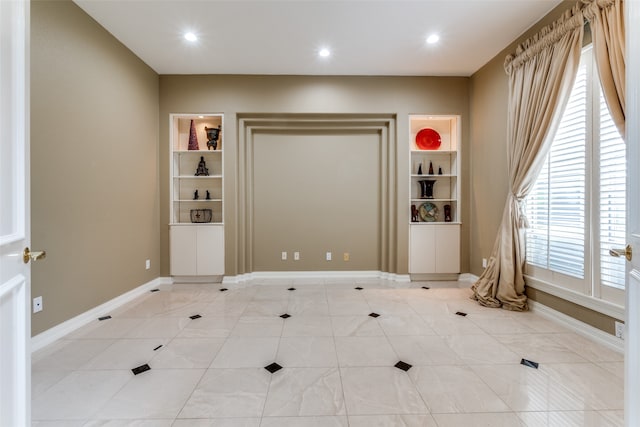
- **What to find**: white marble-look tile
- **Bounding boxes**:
[377,314,437,336]
[32,421,85,427]
[517,410,624,426]
[95,369,204,419]
[177,316,239,338]
[149,338,225,368]
[288,296,330,316]
[260,416,348,427]
[202,298,250,317]
[277,337,338,367]
[334,336,398,367]
[409,365,510,414]
[550,333,624,362]
[67,318,146,339]
[470,363,552,411]
[511,312,570,333]
[470,315,537,334]
[124,317,190,339]
[32,369,71,398]
[262,367,345,416]
[327,299,372,316]
[32,370,131,420]
[443,334,521,364]
[82,420,174,426]
[388,335,463,366]
[421,314,485,336]
[348,414,438,427]
[282,315,333,337]
[79,339,168,370]
[242,300,289,317]
[178,368,271,418]
[230,316,284,337]
[405,297,450,315]
[543,363,624,410]
[171,418,260,427]
[210,337,280,368]
[494,334,587,363]
[432,412,526,427]
[32,339,115,372]
[598,361,625,380]
[330,316,384,337]
[341,367,427,415]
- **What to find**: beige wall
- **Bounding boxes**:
[469,1,619,333]
[31,0,160,335]
[159,75,470,276]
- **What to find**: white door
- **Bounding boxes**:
[626,1,640,426]
[0,0,31,425]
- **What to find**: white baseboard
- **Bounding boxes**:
[223,271,411,284]
[529,300,624,354]
[31,277,171,353]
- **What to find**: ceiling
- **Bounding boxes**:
[73,0,563,77]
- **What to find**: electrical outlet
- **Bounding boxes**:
[326,252,332,261]
[294,251,300,261]
[615,321,625,340]
[482,258,488,268]
[145,259,151,270]
[281,251,287,261]
[344,253,350,261]
[33,296,43,313]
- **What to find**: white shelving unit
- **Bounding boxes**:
[169,114,224,277]
[408,115,461,277]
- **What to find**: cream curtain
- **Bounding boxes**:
[583,0,625,138]
[472,7,585,311]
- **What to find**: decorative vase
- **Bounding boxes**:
[428,161,434,175]
[418,180,436,199]
[438,167,443,175]
[444,204,452,222]
[188,119,199,150]
[417,163,422,175]
[205,125,221,151]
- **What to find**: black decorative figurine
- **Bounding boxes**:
[438,166,443,175]
[193,190,199,200]
[417,163,423,175]
[195,156,209,176]
[411,204,419,222]
[206,190,211,200]
[428,161,434,175]
[444,204,452,222]
[205,125,221,151]
[419,179,436,199]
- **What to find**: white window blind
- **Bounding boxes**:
[525,44,627,304]
[525,58,587,279]
[598,89,626,289]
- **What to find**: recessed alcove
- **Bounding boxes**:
[237,114,398,274]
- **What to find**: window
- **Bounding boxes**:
[525,45,626,307]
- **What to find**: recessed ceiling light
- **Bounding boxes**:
[319,48,331,58]
[426,34,440,44]
[184,32,197,42]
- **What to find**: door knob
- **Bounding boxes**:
[609,244,632,261]
[23,247,46,264]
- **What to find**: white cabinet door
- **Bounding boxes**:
[409,224,460,274]
[170,226,197,275]
[197,225,224,275]
[435,225,460,274]
[409,226,436,274]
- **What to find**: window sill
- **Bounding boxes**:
[524,274,625,321]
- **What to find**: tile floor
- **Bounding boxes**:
[31,278,625,426]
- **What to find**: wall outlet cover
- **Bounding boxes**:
[615,321,625,340]
[145,259,151,270]
[33,296,43,313]
[294,252,300,261]
[326,252,332,261]
[281,251,287,260]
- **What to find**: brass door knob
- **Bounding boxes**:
[609,244,632,261]
[23,247,46,264]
